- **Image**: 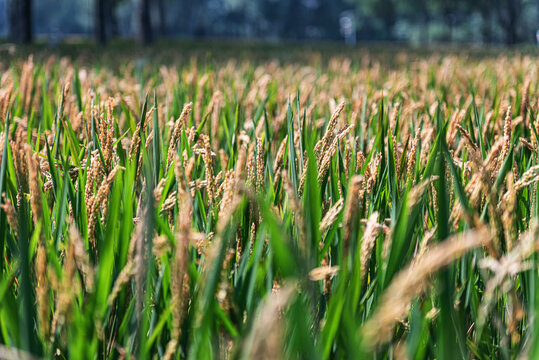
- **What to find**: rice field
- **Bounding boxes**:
[1,45,539,359]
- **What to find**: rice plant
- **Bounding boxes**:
[1,49,539,359]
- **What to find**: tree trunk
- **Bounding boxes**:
[95,0,107,44]
[496,0,521,45]
[8,0,19,42]
[422,0,430,45]
[283,0,302,39]
[109,1,119,37]
[8,0,32,43]
[156,0,166,36]
[505,1,518,44]
[137,0,153,45]
[479,8,492,43]
[21,0,32,43]
[375,0,395,40]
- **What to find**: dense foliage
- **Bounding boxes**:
[1,47,539,358]
[3,0,539,45]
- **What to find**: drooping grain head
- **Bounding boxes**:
[26,145,42,223]
[362,227,491,348]
[360,211,380,284]
[501,105,512,162]
[314,100,345,159]
[167,102,193,169]
[342,175,364,257]
[35,244,50,339]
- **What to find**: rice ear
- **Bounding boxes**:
[361,226,491,348]
[240,284,296,360]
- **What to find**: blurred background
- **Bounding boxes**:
[2,0,539,46]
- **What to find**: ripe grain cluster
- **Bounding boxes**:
[1,49,539,359]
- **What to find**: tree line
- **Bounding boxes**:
[6,0,539,45]
[8,0,153,45]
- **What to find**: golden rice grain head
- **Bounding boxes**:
[314,100,346,158]
[356,151,366,173]
[69,224,95,292]
[242,284,296,360]
[25,146,42,223]
[342,175,364,257]
[87,165,121,245]
[515,164,539,191]
[319,198,344,233]
[456,123,479,152]
[309,266,339,281]
[501,105,512,161]
[0,133,4,164]
[35,244,50,338]
[360,211,380,284]
[256,137,265,193]
[167,102,193,168]
[51,226,79,336]
[406,128,421,181]
[107,262,135,306]
[361,227,491,349]
[1,194,18,237]
[317,124,354,184]
[201,135,216,205]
